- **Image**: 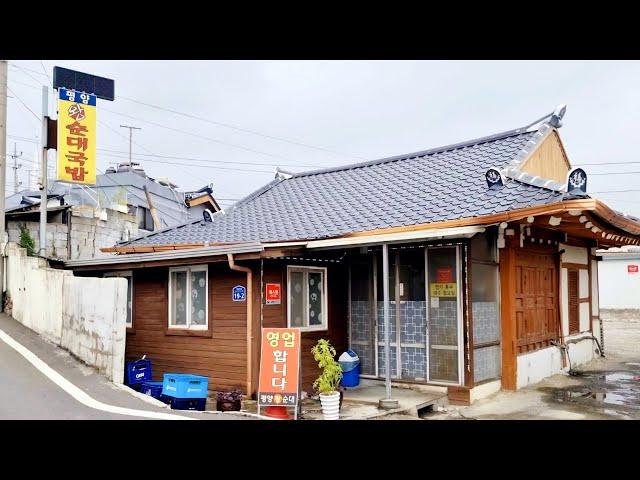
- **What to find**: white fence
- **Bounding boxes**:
[4,242,127,382]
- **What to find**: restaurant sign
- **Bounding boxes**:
[257,328,300,408]
[57,88,97,185]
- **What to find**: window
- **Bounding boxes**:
[137,206,154,231]
[104,271,133,328]
[287,266,328,331]
[169,265,208,330]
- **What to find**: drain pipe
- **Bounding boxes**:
[227,253,253,398]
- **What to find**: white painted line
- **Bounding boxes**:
[0,328,194,420]
[113,382,170,409]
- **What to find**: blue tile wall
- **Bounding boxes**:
[472,301,500,344]
[473,345,501,382]
[401,347,427,379]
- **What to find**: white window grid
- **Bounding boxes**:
[168,265,209,330]
[286,265,328,332]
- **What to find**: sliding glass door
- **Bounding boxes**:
[427,247,463,384]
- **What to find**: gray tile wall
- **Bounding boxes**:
[473,345,501,382]
[472,301,500,344]
[350,301,374,375]
[429,299,457,345]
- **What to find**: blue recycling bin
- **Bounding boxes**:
[339,350,361,388]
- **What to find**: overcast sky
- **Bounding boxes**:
[5,60,640,216]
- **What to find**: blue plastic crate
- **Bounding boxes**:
[125,359,152,386]
[141,381,163,399]
[162,373,209,399]
[160,394,206,411]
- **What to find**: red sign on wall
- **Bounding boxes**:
[265,283,281,305]
[437,267,453,283]
[628,265,639,274]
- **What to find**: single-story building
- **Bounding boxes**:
[597,246,640,311]
[65,105,640,404]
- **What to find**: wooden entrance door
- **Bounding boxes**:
[513,248,559,353]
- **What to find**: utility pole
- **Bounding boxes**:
[120,125,141,164]
[0,60,8,309]
[10,143,22,194]
[38,86,48,257]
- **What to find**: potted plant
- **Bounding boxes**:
[311,339,343,420]
[216,388,243,412]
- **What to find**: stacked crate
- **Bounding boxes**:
[160,373,209,411]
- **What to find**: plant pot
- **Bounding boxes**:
[319,391,341,420]
[216,399,242,412]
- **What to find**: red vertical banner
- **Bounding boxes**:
[258,328,301,407]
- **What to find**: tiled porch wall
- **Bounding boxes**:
[429,299,458,381]
[472,301,501,382]
[349,301,375,375]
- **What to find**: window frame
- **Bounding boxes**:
[168,265,209,331]
[104,270,133,329]
[286,265,328,332]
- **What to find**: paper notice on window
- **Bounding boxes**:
[431,296,440,309]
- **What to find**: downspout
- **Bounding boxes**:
[227,253,253,397]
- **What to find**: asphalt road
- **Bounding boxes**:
[0,314,252,420]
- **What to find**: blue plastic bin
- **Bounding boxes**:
[160,394,207,411]
[125,359,152,387]
[162,373,209,399]
[141,381,163,399]
[339,350,361,388]
[341,363,361,387]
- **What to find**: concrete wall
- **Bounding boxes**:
[516,334,596,389]
[598,254,640,309]
[7,205,138,261]
[7,221,68,261]
[5,243,127,381]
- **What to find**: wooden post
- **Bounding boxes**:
[500,240,517,390]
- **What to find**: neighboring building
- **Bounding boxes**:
[4,161,220,260]
[65,106,640,405]
[597,246,640,310]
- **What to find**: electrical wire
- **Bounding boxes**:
[10,62,365,161]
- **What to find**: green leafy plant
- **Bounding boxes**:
[311,339,342,395]
[18,224,36,257]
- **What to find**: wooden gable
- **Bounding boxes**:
[519,130,572,184]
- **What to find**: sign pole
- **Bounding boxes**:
[38,86,48,257]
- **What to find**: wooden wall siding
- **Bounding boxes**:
[513,246,559,353]
[125,264,249,393]
[259,260,349,393]
[567,269,580,335]
[520,130,571,184]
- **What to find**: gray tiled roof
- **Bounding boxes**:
[121,129,567,246]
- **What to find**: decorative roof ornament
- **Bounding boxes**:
[203,208,214,222]
[548,104,567,128]
[566,168,588,196]
[274,167,293,180]
[485,168,504,188]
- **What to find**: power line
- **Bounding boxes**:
[8,67,339,170]
[592,189,640,194]
[95,147,320,169]
[9,62,364,161]
[99,152,274,174]
[99,105,302,164]
[116,95,366,161]
[6,86,40,121]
